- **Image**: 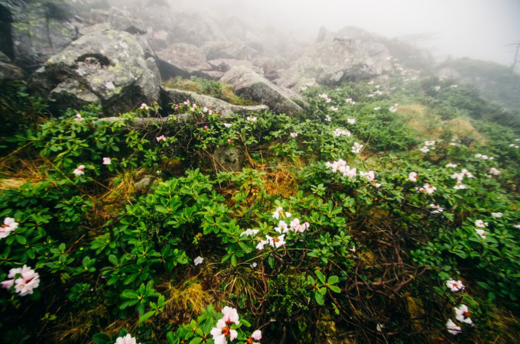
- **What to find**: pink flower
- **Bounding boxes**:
[221,306,240,325]
[211,319,238,344]
[156,135,166,142]
[102,157,111,165]
[446,278,464,292]
[194,256,204,266]
[455,304,473,325]
[290,132,298,138]
[446,319,462,335]
[115,334,139,344]
[2,265,40,296]
[408,172,418,182]
[251,330,262,341]
[139,103,149,110]
[0,217,18,239]
[74,113,83,121]
[73,165,85,176]
[204,126,209,130]
[228,139,232,143]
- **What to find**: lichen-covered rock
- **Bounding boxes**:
[213,147,243,172]
[156,43,213,80]
[0,0,79,72]
[161,86,268,118]
[220,66,302,115]
[278,27,394,91]
[30,29,160,115]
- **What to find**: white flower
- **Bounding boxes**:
[275,221,289,233]
[74,113,83,121]
[221,306,240,325]
[290,132,298,138]
[115,334,139,344]
[424,141,436,146]
[203,107,208,113]
[251,262,257,268]
[1,265,40,296]
[419,146,430,153]
[102,157,111,165]
[489,167,500,176]
[450,142,458,146]
[446,279,464,292]
[256,239,268,250]
[73,165,85,176]
[455,304,473,325]
[376,323,384,332]
[475,229,487,239]
[330,106,338,111]
[345,98,356,104]
[251,330,262,341]
[389,103,399,113]
[347,118,356,124]
[139,103,149,110]
[446,319,462,335]
[325,115,331,122]
[333,128,351,137]
[224,123,232,128]
[374,107,381,110]
[247,116,257,121]
[194,256,204,266]
[475,153,482,158]
[446,163,457,168]
[240,229,259,237]
[408,172,418,182]
[430,204,444,214]
[454,183,467,190]
[514,224,520,229]
[417,183,436,194]
[0,217,18,239]
[491,212,503,218]
[433,86,441,91]
[351,142,363,154]
[272,207,290,219]
[475,220,488,228]
[266,234,286,248]
[156,135,166,142]
[211,319,238,344]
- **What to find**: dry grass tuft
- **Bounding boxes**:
[398,104,444,139]
[159,278,213,322]
[446,117,486,146]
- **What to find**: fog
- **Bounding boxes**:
[173,0,520,66]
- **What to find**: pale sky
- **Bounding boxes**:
[177,0,520,66]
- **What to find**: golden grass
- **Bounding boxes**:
[398,104,444,139]
[101,168,148,203]
[159,278,213,322]
[446,117,486,146]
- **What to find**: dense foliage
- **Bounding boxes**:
[0,72,519,344]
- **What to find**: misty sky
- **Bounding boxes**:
[180,0,520,66]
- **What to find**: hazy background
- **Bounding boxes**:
[174,0,520,66]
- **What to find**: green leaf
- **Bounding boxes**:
[16,235,27,245]
[328,275,339,285]
[92,333,111,344]
[315,270,326,284]
[139,311,156,323]
[315,291,324,305]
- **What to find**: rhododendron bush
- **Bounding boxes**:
[0,74,519,344]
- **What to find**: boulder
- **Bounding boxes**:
[0,0,79,72]
[156,43,213,80]
[30,29,161,115]
[213,147,243,172]
[0,50,24,80]
[201,41,257,61]
[278,27,394,91]
[91,7,146,35]
[208,59,262,74]
[161,86,268,118]
[220,66,302,115]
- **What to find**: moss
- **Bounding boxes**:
[162,77,258,106]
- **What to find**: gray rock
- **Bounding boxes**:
[161,86,268,118]
[220,66,303,115]
[213,147,243,172]
[0,59,25,80]
[0,0,79,71]
[201,41,257,61]
[30,29,160,115]
[208,59,262,74]
[156,43,213,80]
[278,27,394,91]
[108,7,146,34]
